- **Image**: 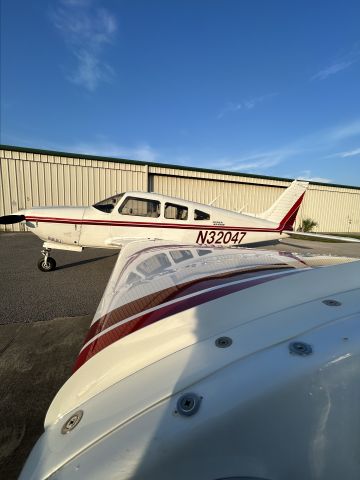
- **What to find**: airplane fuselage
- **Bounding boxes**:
[22,191,287,251]
[2,182,308,270]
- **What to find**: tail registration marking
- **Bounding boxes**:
[196,230,247,245]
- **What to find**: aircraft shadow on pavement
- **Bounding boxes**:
[55,253,118,270]
[278,240,313,249]
[242,239,281,248]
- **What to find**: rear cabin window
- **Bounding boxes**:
[165,203,188,220]
[194,209,210,221]
[119,197,160,217]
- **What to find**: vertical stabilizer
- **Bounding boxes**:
[258,180,309,230]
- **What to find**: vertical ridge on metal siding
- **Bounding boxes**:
[23,161,32,209]
[16,159,25,211]
[70,166,78,205]
[1,159,11,231]
[30,161,39,207]
[37,162,46,206]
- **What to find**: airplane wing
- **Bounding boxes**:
[106,236,164,248]
[283,230,360,243]
[20,241,360,480]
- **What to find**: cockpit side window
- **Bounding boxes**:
[194,209,210,220]
[118,197,160,217]
[164,203,188,220]
[93,193,124,213]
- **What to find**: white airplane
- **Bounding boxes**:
[0,180,358,271]
[20,239,360,479]
[0,180,306,270]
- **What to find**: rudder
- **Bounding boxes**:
[258,180,309,230]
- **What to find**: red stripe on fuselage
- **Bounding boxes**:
[73,267,294,371]
[26,216,283,232]
[25,192,305,233]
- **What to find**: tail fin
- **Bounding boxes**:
[259,180,309,230]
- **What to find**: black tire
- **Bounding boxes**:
[37,257,56,272]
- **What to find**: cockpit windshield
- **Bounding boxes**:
[93,193,125,213]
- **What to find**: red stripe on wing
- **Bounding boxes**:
[74,269,293,371]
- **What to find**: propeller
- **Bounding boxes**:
[0,214,26,225]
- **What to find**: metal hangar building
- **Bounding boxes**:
[1,145,359,233]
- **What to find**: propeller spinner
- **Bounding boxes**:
[0,214,26,225]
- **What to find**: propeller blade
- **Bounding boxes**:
[0,214,26,225]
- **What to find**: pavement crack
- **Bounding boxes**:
[0,337,16,356]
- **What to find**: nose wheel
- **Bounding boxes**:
[38,248,56,272]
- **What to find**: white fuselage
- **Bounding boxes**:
[21,192,285,250]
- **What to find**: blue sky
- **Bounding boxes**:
[1,0,360,185]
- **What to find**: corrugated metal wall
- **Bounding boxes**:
[298,184,360,232]
[0,149,147,232]
[149,167,360,232]
[150,173,288,213]
[1,147,359,233]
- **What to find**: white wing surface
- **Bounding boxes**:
[20,241,360,480]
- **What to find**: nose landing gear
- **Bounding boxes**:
[37,248,57,272]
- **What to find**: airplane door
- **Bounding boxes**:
[79,209,112,248]
[110,196,163,244]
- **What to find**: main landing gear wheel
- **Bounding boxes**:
[37,257,56,272]
[38,247,56,272]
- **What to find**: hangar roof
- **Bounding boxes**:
[1,143,359,191]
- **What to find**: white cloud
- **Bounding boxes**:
[296,170,332,183]
[326,120,360,142]
[131,145,158,162]
[208,118,360,177]
[325,147,360,159]
[341,147,360,157]
[67,141,159,162]
[311,44,360,81]
[51,2,117,91]
[311,60,355,81]
[210,148,298,173]
[218,93,277,119]
[61,0,91,6]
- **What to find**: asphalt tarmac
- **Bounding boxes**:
[1,233,360,326]
[0,232,360,478]
[0,233,118,325]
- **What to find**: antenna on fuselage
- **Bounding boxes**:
[237,204,248,213]
[208,193,223,206]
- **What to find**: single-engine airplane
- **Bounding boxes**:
[0,180,358,271]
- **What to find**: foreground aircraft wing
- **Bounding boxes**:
[21,241,360,480]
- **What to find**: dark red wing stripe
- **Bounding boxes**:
[83,265,291,346]
[74,269,294,371]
